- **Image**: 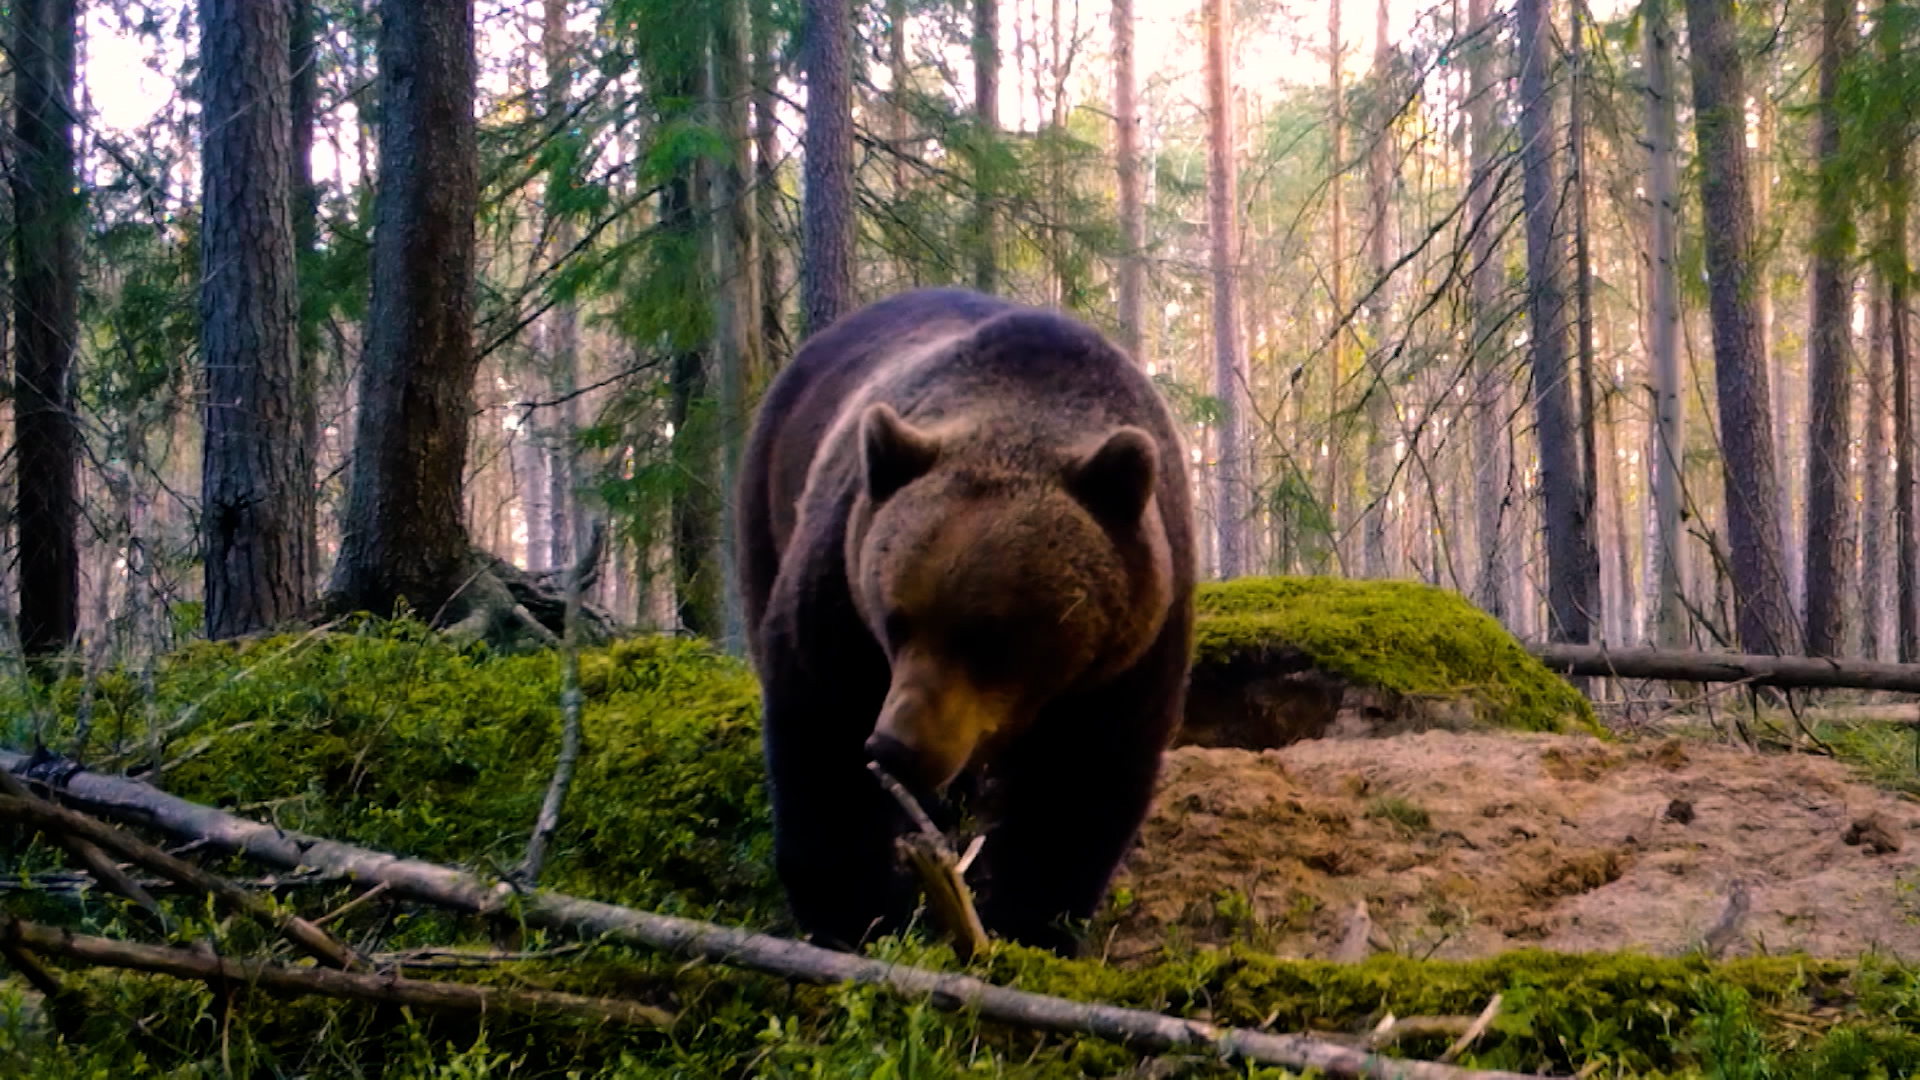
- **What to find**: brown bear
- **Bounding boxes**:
[736,288,1195,954]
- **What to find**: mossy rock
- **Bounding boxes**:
[1189,576,1599,740]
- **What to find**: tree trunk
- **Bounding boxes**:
[712,0,757,653]
[11,0,80,655]
[1325,0,1345,555]
[1684,0,1797,655]
[1466,0,1508,623]
[1204,0,1246,579]
[801,0,853,334]
[1568,0,1603,637]
[665,168,723,638]
[752,0,787,371]
[1362,0,1392,580]
[1804,0,1857,657]
[291,0,321,592]
[1645,0,1686,649]
[542,0,580,572]
[1516,0,1594,643]
[199,0,309,639]
[973,0,1000,293]
[324,0,481,621]
[1112,0,1145,364]
[1866,273,1892,659]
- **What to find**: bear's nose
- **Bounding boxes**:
[865,731,936,794]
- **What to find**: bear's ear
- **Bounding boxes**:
[1069,427,1158,526]
[862,403,940,502]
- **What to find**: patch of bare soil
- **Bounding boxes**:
[1105,731,1920,963]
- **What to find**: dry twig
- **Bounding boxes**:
[519,522,605,886]
[0,768,166,928]
[868,761,991,961]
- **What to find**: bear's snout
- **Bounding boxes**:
[865,730,939,793]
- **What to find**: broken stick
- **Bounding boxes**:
[867,761,991,962]
[5,749,1548,1079]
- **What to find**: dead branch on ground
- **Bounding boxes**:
[2,916,673,1028]
[519,522,605,886]
[868,761,991,962]
[3,750,1550,1079]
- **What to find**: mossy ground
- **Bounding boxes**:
[1,621,1915,1077]
[1194,577,1600,736]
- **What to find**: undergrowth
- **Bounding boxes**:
[1194,577,1600,735]
[1,620,1917,1077]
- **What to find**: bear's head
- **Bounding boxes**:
[846,402,1175,795]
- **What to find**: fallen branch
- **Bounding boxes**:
[1440,995,1502,1064]
[0,768,165,928]
[519,522,604,886]
[868,761,991,962]
[1528,644,1920,694]
[0,793,361,971]
[2,916,673,1028]
[3,750,1547,1079]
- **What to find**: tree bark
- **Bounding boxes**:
[324,0,482,622]
[291,0,321,592]
[1803,0,1857,657]
[1865,273,1892,658]
[712,0,757,652]
[1465,0,1507,623]
[1568,0,1603,637]
[1362,0,1392,580]
[543,0,581,574]
[1684,0,1798,654]
[1645,0,1686,648]
[11,0,80,655]
[801,0,854,334]
[199,0,309,640]
[973,0,1000,293]
[1515,0,1595,643]
[1112,0,1145,364]
[1325,0,1345,554]
[1204,0,1247,579]
[752,0,787,371]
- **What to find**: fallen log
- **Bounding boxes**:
[1527,643,1920,694]
[2,916,673,1028]
[0,750,1545,1080]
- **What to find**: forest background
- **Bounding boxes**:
[0,0,1901,671]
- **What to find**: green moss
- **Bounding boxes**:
[1194,576,1599,735]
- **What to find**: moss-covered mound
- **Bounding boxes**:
[2,622,779,924]
[1193,576,1599,735]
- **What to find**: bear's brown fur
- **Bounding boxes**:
[736,288,1196,953]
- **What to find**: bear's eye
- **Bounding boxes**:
[883,612,912,649]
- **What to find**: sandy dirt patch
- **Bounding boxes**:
[1106,730,1920,963]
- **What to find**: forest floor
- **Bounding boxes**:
[1106,727,1920,965]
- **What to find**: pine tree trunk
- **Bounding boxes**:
[1865,273,1892,659]
[11,0,80,655]
[200,0,309,639]
[752,0,786,371]
[1568,0,1603,638]
[1362,0,1392,580]
[325,0,482,621]
[973,0,1000,293]
[1516,0,1594,643]
[1204,0,1246,579]
[1325,0,1345,558]
[1466,0,1508,623]
[291,0,321,592]
[712,0,757,653]
[1645,0,1686,648]
[801,0,854,333]
[1684,0,1798,654]
[1112,0,1145,364]
[543,0,580,573]
[1804,0,1857,657]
